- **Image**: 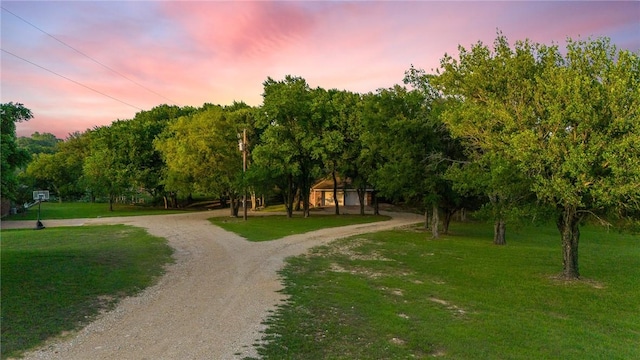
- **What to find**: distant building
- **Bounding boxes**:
[310,177,374,207]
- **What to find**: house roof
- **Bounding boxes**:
[311,177,373,191]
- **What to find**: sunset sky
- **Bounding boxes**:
[2,1,639,139]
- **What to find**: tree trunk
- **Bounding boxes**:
[229,195,240,217]
[109,194,114,212]
[332,169,340,215]
[424,210,429,230]
[294,188,301,212]
[557,206,582,279]
[163,196,168,209]
[373,191,379,215]
[301,181,311,218]
[303,197,310,218]
[357,188,366,215]
[442,209,456,235]
[493,219,506,245]
[431,203,439,238]
[53,185,62,203]
[251,192,257,210]
[171,192,178,208]
[285,175,295,218]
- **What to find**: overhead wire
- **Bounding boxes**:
[1,6,182,107]
[1,48,144,111]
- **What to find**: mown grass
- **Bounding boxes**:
[210,214,390,242]
[253,222,640,359]
[4,202,189,221]
[0,226,174,359]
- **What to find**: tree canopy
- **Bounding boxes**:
[7,34,638,279]
[17,132,61,156]
[155,105,246,215]
[1,102,33,200]
[434,35,640,278]
[252,75,322,218]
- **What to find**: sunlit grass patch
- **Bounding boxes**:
[209,214,390,242]
[253,222,640,359]
[5,201,188,221]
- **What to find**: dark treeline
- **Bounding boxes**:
[4,35,639,279]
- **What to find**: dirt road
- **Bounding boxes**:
[6,210,421,360]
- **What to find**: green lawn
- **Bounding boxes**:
[4,201,190,221]
[0,226,174,359]
[210,214,390,242]
[253,222,640,359]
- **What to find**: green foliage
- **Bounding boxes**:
[252,76,323,217]
[155,105,245,209]
[25,132,90,202]
[1,225,174,358]
[436,35,640,218]
[17,132,61,156]
[255,223,640,359]
[359,84,469,232]
[361,86,433,205]
[125,105,195,201]
[433,34,640,276]
[83,125,129,209]
[1,102,32,200]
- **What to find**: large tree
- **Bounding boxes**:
[410,63,535,245]
[403,68,478,236]
[83,125,131,210]
[1,102,32,201]
[361,86,433,215]
[25,131,91,202]
[155,105,245,216]
[330,90,373,215]
[435,35,640,278]
[253,76,322,218]
[122,105,194,205]
[361,85,465,237]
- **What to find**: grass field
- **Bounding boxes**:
[253,222,640,359]
[4,212,637,359]
[210,214,390,242]
[4,202,191,221]
[0,226,174,359]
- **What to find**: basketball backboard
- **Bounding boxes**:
[33,190,50,201]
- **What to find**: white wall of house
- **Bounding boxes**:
[345,191,364,206]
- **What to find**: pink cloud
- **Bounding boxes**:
[159,2,318,63]
[4,1,638,139]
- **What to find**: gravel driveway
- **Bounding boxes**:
[5,210,421,360]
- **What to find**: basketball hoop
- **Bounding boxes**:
[33,190,49,230]
[33,190,50,201]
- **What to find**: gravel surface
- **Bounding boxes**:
[4,209,422,360]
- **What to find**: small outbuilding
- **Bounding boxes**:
[309,177,374,208]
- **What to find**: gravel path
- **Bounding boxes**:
[5,210,422,360]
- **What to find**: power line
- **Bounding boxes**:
[1,6,182,106]
[2,48,144,111]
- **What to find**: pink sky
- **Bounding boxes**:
[2,1,638,139]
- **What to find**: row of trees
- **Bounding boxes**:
[4,35,638,279]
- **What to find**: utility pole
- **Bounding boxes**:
[242,129,248,221]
